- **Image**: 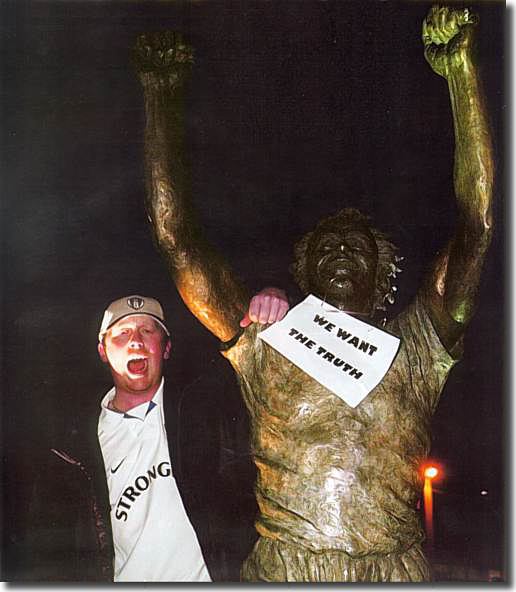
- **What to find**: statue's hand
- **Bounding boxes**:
[422,6,478,78]
[240,287,290,327]
[134,31,193,87]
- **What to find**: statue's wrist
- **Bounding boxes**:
[139,71,186,92]
[444,55,476,80]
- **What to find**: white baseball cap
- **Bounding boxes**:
[98,295,170,342]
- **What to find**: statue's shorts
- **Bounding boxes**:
[241,536,431,582]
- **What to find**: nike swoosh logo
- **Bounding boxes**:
[111,458,126,474]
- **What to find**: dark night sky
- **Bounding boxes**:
[1,0,506,578]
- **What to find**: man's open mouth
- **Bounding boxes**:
[127,356,148,375]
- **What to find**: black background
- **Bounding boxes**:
[1,0,505,580]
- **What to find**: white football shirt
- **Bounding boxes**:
[98,379,211,582]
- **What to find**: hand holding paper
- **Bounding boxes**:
[240,287,290,327]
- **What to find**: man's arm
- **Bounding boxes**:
[422,6,494,351]
[134,32,250,342]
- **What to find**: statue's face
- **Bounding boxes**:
[306,220,378,314]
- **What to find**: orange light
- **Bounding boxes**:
[420,462,443,549]
[424,466,438,479]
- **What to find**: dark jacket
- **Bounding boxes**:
[25,368,257,582]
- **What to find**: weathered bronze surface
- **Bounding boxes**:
[135,32,250,343]
[134,6,493,582]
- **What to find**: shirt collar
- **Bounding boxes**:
[100,378,164,421]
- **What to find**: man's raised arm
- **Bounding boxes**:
[134,32,249,342]
[422,6,494,350]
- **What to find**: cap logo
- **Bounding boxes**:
[127,296,145,310]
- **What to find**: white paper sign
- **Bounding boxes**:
[258,294,400,408]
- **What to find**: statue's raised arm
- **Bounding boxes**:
[422,6,494,351]
[134,32,249,342]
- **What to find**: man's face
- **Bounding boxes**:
[98,315,171,397]
[306,221,378,313]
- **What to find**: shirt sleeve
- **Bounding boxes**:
[219,323,262,377]
[390,290,463,415]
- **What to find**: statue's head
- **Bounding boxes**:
[290,208,400,316]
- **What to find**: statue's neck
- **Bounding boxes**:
[339,309,370,317]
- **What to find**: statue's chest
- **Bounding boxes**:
[250,350,359,425]
[248,344,420,437]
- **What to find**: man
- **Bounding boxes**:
[135,4,494,582]
[26,290,288,581]
[96,295,211,582]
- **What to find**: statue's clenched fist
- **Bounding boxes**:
[422,5,478,78]
[134,31,193,86]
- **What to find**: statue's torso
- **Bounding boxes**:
[223,294,458,556]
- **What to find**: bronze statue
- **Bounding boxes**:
[134,5,493,582]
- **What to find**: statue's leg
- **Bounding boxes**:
[241,537,431,582]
